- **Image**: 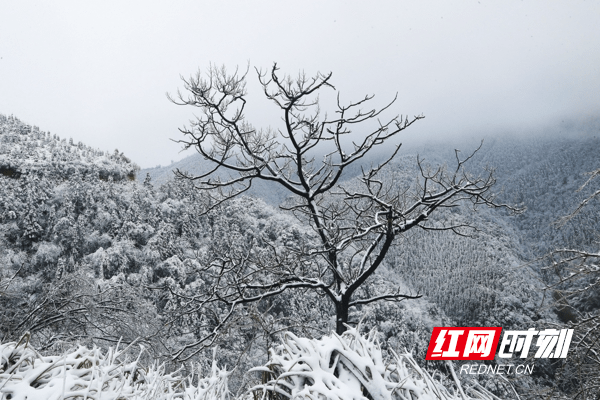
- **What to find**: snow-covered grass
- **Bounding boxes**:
[249,327,498,400]
[0,334,230,400]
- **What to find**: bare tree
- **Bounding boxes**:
[169,63,512,360]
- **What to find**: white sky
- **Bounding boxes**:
[1,1,599,168]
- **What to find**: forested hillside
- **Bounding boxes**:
[1,113,599,398]
[0,115,139,181]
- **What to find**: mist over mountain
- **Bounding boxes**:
[1,113,599,398]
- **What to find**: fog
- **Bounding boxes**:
[1,1,599,168]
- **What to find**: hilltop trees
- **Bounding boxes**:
[170,63,514,358]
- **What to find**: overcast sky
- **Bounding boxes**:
[1,1,599,168]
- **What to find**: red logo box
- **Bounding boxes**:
[425,327,502,360]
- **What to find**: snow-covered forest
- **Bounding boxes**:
[1,112,599,399]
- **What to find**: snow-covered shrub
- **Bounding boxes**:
[0,335,231,400]
[33,242,62,270]
[249,327,497,400]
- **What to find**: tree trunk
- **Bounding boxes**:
[335,298,349,335]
